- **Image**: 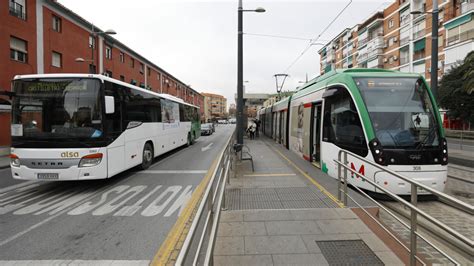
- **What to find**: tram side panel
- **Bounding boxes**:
[288,87,384,193]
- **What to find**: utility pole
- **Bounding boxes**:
[431,0,439,102]
[237,0,244,145]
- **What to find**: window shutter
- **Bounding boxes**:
[10,37,27,53]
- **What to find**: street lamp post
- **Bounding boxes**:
[411,1,438,101]
[76,26,116,74]
[431,0,439,102]
[237,0,265,145]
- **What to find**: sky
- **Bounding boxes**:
[60,0,391,106]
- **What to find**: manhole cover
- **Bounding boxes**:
[316,240,384,265]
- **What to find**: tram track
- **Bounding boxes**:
[376,189,474,264]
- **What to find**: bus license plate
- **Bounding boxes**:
[37,173,59,180]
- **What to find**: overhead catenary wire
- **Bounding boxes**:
[243,32,329,42]
[282,0,353,74]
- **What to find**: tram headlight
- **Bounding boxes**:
[440,137,448,165]
[79,153,103,168]
[10,154,20,167]
[369,138,386,166]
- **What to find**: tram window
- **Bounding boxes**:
[323,88,368,157]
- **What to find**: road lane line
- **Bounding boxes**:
[272,146,345,208]
[138,170,207,174]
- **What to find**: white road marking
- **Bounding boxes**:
[114,185,162,216]
[139,170,207,174]
[141,186,182,216]
[0,183,116,247]
[201,142,214,152]
[0,260,150,266]
[0,181,38,195]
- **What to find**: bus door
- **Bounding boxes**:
[311,102,322,168]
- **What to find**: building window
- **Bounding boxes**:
[105,70,113,77]
[120,75,125,81]
[130,58,135,68]
[140,63,144,74]
[52,51,62,67]
[10,36,27,63]
[388,19,394,29]
[52,15,61,32]
[119,52,125,63]
[147,67,151,76]
[89,36,95,48]
[157,73,160,80]
[9,0,26,20]
[105,46,112,59]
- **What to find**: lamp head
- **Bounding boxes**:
[255,7,266,13]
[75,57,85,63]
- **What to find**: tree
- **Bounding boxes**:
[439,51,474,124]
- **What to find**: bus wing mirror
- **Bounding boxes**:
[105,96,115,114]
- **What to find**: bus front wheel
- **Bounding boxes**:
[140,143,153,170]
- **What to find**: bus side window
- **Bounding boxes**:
[322,87,368,157]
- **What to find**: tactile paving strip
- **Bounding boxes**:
[316,240,384,265]
[225,187,339,210]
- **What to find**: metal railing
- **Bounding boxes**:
[335,149,474,266]
[9,2,26,20]
[175,131,235,265]
[447,29,474,47]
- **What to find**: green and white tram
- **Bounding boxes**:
[258,69,448,195]
[9,74,200,180]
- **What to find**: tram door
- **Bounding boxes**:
[311,103,322,168]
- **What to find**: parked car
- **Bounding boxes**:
[228,118,236,124]
[201,123,213,135]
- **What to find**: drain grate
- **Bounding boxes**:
[316,240,384,265]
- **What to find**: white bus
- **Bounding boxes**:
[9,74,201,180]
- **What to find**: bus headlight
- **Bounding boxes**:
[10,154,20,167]
[79,153,103,168]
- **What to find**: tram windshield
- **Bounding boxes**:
[355,77,440,149]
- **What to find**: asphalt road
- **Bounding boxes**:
[0,125,235,263]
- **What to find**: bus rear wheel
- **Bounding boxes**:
[140,143,153,170]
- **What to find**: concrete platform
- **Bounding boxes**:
[214,137,405,265]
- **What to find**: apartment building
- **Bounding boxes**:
[319,0,474,82]
[1,0,204,147]
[202,93,227,122]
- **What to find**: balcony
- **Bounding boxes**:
[9,2,26,20]
[461,1,474,14]
[413,29,425,40]
[413,51,425,61]
[367,36,384,49]
[447,29,474,46]
[400,56,409,65]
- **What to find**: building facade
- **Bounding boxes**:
[319,0,474,82]
[1,0,204,148]
[202,93,227,122]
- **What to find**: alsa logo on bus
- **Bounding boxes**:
[350,162,365,181]
[61,152,79,158]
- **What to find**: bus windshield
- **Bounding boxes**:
[11,78,103,141]
[354,77,440,149]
